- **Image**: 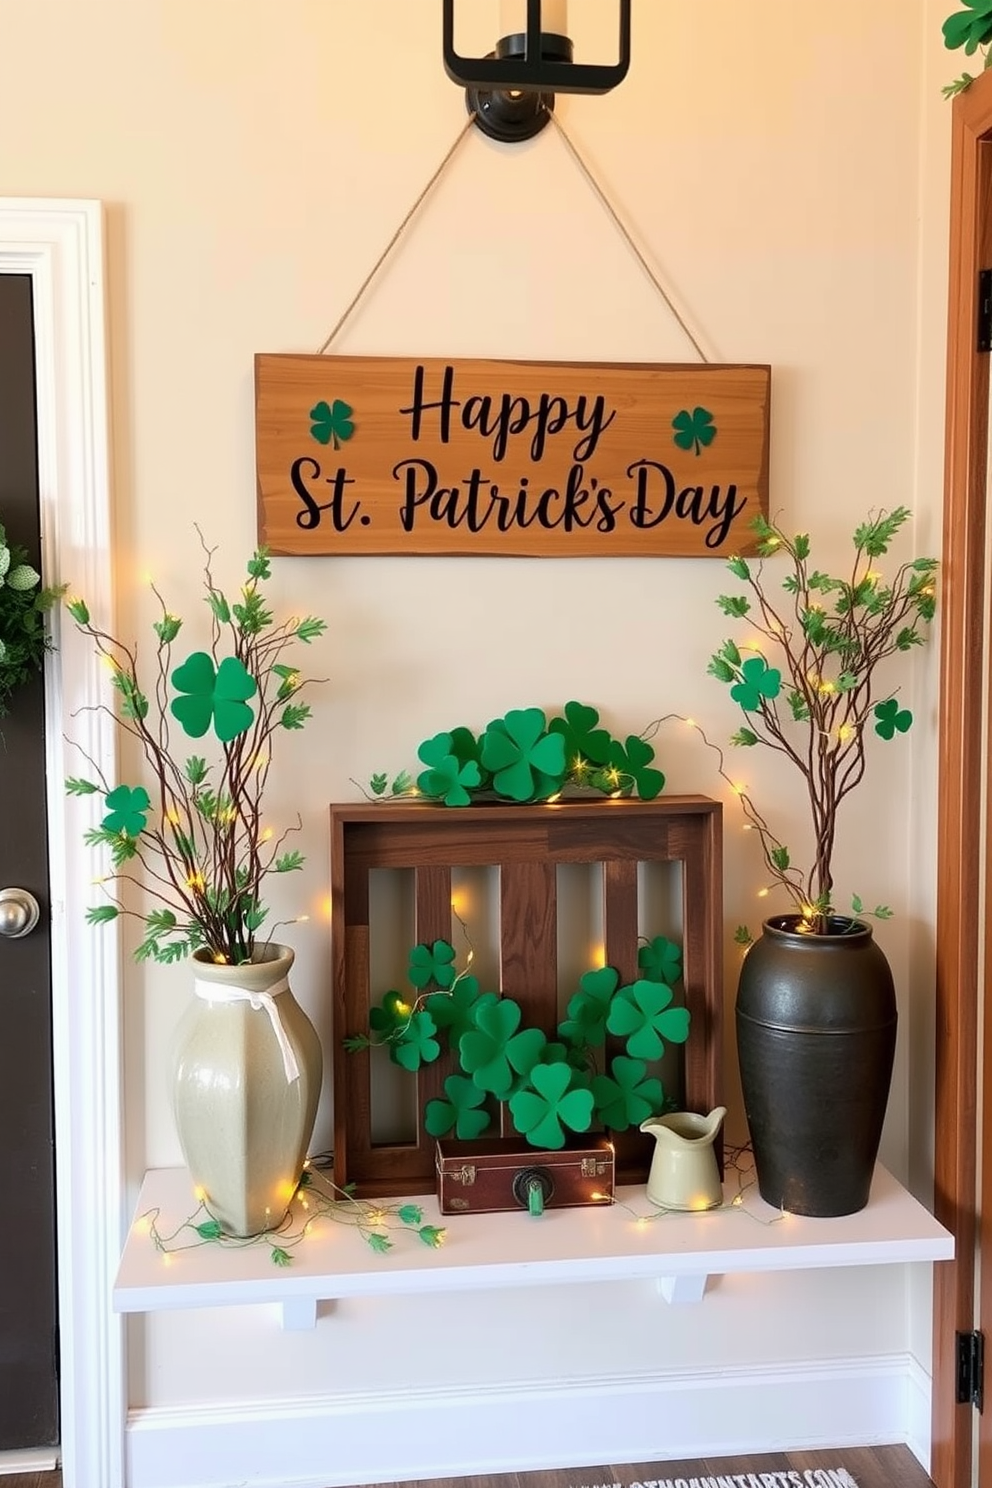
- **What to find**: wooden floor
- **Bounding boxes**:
[371,1448,935,1488]
[0,1445,935,1488]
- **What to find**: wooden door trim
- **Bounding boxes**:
[0,201,123,1488]
[933,74,992,1488]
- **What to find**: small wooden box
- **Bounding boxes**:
[435,1136,616,1216]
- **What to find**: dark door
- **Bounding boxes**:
[0,274,58,1449]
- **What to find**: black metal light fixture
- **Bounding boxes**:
[442,0,631,143]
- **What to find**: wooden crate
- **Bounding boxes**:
[330,797,723,1197]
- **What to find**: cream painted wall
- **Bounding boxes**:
[0,0,951,1435]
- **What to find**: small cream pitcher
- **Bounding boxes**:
[639,1106,727,1211]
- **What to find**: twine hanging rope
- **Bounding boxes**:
[547,111,710,363]
[316,104,709,362]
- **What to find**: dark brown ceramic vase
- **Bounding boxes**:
[735,914,897,1217]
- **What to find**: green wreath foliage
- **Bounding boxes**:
[345,933,689,1150]
[0,524,64,715]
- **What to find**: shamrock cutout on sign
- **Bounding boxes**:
[481,708,567,802]
[672,407,717,457]
[102,784,151,837]
[508,1061,595,1150]
[590,1056,664,1133]
[170,653,258,742]
[730,656,782,711]
[874,698,913,740]
[309,399,355,449]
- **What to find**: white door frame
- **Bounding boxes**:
[0,200,124,1486]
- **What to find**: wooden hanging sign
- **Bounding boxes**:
[255,354,770,558]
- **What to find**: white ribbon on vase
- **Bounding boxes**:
[193,975,300,1084]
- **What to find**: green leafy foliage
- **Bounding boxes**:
[66,540,324,964]
[709,508,938,930]
[0,524,65,715]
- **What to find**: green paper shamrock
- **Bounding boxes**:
[508,1061,595,1150]
[558,965,620,1049]
[459,997,544,1097]
[637,935,683,987]
[604,735,665,800]
[548,700,613,774]
[309,398,355,449]
[170,652,258,742]
[672,407,717,456]
[408,939,457,990]
[480,709,567,802]
[943,0,992,53]
[424,1075,492,1140]
[426,976,497,1047]
[730,656,782,711]
[392,1009,440,1072]
[416,733,483,806]
[874,698,913,740]
[606,979,691,1062]
[102,784,151,837]
[590,1056,664,1132]
[369,989,414,1039]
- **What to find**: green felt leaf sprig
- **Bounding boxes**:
[706,508,937,933]
[346,933,689,1151]
[364,701,665,808]
[65,532,327,965]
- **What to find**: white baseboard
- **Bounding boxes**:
[0,1447,60,1475]
[126,1354,927,1488]
[904,1353,934,1472]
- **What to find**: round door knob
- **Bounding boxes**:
[0,887,41,939]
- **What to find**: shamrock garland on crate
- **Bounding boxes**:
[0,521,65,715]
[345,934,690,1149]
[364,701,666,807]
[141,1162,444,1266]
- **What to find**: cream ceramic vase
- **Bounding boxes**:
[639,1106,726,1212]
[171,943,323,1237]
